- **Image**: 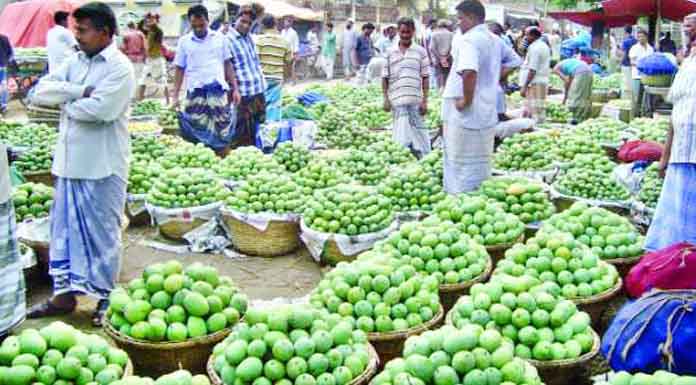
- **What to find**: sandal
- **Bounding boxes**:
[92,299,109,327]
[27,300,76,319]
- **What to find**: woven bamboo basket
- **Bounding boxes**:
[104,319,230,377]
[367,306,444,365]
[158,218,207,242]
[485,234,525,265]
[222,213,300,257]
[439,256,493,313]
[591,103,603,118]
[605,254,643,278]
[126,209,151,227]
[321,228,393,267]
[527,329,600,385]
[162,126,179,136]
[23,170,53,186]
[573,276,623,329]
[208,342,379,385]
[552,195,630,217]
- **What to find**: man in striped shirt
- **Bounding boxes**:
[254,15,291,122]
[382,17,431,158]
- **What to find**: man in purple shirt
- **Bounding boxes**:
[620,26,637,99]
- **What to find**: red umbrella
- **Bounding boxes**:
[0,0,84,48]
[547,10,638,28]
[602,0,696,22]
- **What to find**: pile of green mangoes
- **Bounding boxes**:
[293,160,351,195]
[374,216,491,286]
[420,149,443,181]
[310,258,441,333]
[335,150,389,186]
[273,142,314,172]
[631,117,670,143]
[112,370,210,385]
[478,177,555,224]
[575,118,627,144]
[554,169,630,202]
[146,169,228,208]
[107,261,248,342]
[224,172,303,214]
[159,144,217,170]
[14,146,53,174]
[128,161,163,195]
[551,135,604,163]
[158,109,178,128]
[131,136,169,163]
[495,232,621,300]
[0,321,130,385]
[540,202,644,261]
[561,153,615,174]
[546,103,572,123]
[370,325,545,385]
[449,275,597,361]
[638,163,663,208]
[355,103,392,129]
[494,132,556,171]
[597,371,696,385]
[210,305,372,385]
[0,122,57,147]
[434,196,525,246]
[377,165,445,213]
[132,100,162,116]
[593,73,622,91]
[214,147,283,181]
[12,182,53,222]
[302,185,394,235]
[367,136,415,166]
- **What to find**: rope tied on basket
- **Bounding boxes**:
[659,299,692,371]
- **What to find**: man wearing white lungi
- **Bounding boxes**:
[442,0,502,194]
[28,2,134,326]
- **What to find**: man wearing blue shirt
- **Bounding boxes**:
[620,26,637,99]
[27,2,135,326]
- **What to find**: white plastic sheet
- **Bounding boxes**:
[220,207,300,232]
[145,201,222,226]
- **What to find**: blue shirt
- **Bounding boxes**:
[30,43,135,181]
[558,58,591,76]
[228,32,266,97]
[621,36,637,66]
[174,30,232,91]
[355,35,373,65]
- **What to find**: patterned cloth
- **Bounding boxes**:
[50,176,126,299]
[229,33,266,97]
[0,67,7,112]
[442,98,495,194]
[182,81,234,151]
[527,84,547,124]
[265,80,282,122]
[392,104,431,158]
[0,200,24,334]
[234,93,266,148]
[666,56,696,164]
[254,32,291,82]
[567,71,593,122]
[645,163,696,251]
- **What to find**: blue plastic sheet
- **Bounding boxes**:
[638,53,678,76]
[297,91,328,107]
[255,120,294,152]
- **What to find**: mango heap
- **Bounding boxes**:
[335,150,389,186]
[107,261,248,342]
[214,147,283,181]
[146,168,228,208]
[478,177,554,224]
[273,142,314,173]
[224,172,303,214]
[554,169,630,202]
[377,165,445,214]
[12,182,53,222]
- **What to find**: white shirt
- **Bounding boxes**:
[307,31,319,51]
[46,25,77,72]
[342,29,357,52]
[519,39,551,86]
[442,24,502,129]
[30,43,135,181]
[174,30,232,91]
[629,43,655,79]
[0,144,9,203]
[281,27,300,54]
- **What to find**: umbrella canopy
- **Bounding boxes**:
[548,10,637,27]
[602,0,696,22]
[0,0,84,48]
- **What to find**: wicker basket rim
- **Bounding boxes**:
[367,305,444,342]
[571,275,624,306]
[22,170,52,176]
[439,255,493,292]
[526,328,600,368]
[220,208,300,222]
[603,254,643,265]
[484,234,525,251]
[103,317,231,350]
[207,343,380,385]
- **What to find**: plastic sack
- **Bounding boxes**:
[297,91,328,107]
[601,290,696,375]
[177,106,237,153]
[145,201,222,226]
[638,53,679,76]
[618,140,664,162]
[299,218,399,263]
[256,120,293,152]
[625,243,696,298]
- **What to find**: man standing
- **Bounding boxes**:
[659,32,676,55]
[376,25,396,57]
[46,11,79,72]
[442,0,502,194]
[354,23,375,84]
[619,26,637,99]
[280,17,299,84]
[254,15,291,122]
[230,6,267,147]
[0,144,25,338]
[342,19,358,78]
[382,17,430,159]
[138,13,169,104]
[549,29,562,62]
[119,21,146,88]
[429,19,453,90]
[520,27,551,123]
[172,5,240,153]
[27,2,135,326]
[0,34,15,115]
[320,22,337,79]
[629,29,654,117]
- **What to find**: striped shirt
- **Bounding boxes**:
[382,43,430,107]
[229,32,267,97]
[254,32,291,82]
[667,55,696,164]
